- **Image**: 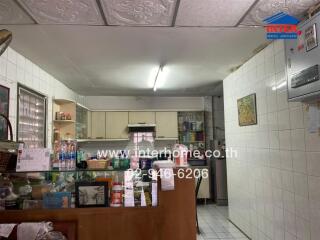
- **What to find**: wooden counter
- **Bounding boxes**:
[0,175,196,240]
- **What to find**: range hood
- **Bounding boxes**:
[128,123,156,132]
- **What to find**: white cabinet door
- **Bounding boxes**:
[155,112,178,139]
[91,112,106,139]
[129,112,155,124]
[106,112,129,139]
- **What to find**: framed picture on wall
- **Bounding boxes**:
[305,23,318,52]
[0,85,9,140]
[75,182,108,208]
[237,93,257,126]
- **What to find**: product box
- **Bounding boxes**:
[22,200,43,210]
[43,192,71,209]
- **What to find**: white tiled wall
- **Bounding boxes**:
[223,40,320,240]
[0,47,81,148]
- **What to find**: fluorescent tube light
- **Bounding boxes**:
[153,66,163,92]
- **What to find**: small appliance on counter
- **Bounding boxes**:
[187,158,207,166]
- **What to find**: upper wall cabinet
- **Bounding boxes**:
[156,112,178,139]
[91,112,106,139]
[129,112,155,124]
[106,112,129,139]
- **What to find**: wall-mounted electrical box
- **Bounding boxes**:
[286,12,320,102]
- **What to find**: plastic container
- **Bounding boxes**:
[87,159,109,169]
[112,158,120,170]
[173,144,188,167]
[130,155,139,169]
[110,183,123,207]
[120,158,130,170]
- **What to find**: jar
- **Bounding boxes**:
[112,158,120,170]
[55,112,61,120]
[173,144,188,167]
[110,183,123,207]
[54,129,60,141]
[66,113,72,120]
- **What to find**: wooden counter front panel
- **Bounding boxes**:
[0,176,196,240]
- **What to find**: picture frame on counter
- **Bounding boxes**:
[75,182,109,208]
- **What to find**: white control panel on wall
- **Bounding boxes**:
[308,103,320,134]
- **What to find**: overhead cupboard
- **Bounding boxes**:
[155,112,178,139]
[129,111,155,125]
[106,112,129,139]
[52,99,181,142]
[90,111,106,139]
[89,111,178,140]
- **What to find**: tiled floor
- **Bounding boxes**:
[197,205,249,240]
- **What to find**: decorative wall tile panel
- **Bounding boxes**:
[100,0,177,26]
[241,0,319,26]
[17,0,104,25]
[0,0,34,24]
[175,0,256,26]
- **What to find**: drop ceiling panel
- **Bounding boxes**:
[0,0,34,24]
[241,0,320,26]
[175,0,256,26]
[100,0,178,26]
[17,0,104,25]
[5,25,266,96]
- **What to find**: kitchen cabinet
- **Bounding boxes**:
[129,112,155,124]
[106,112,129,139]
[52,99,76,142]
[91,112,106,139]
[87,111,92,139]
[156,112,178,139]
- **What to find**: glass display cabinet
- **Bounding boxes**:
[178,111,205,150]
[76,105,88,140]
[0,168,156,211]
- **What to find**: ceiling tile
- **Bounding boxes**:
[241,0,320,26]
[0,0,34,24]
[100,0,178,26]
[175,0,256,26]
[17,0,104,25]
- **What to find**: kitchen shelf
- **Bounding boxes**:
[0,168,133,174]
[77,138,130,142]
[53,120,75,123]
[53,99,77,141]
[53,99,75,105]
[178,130,204,132]
[155,137,178,141]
